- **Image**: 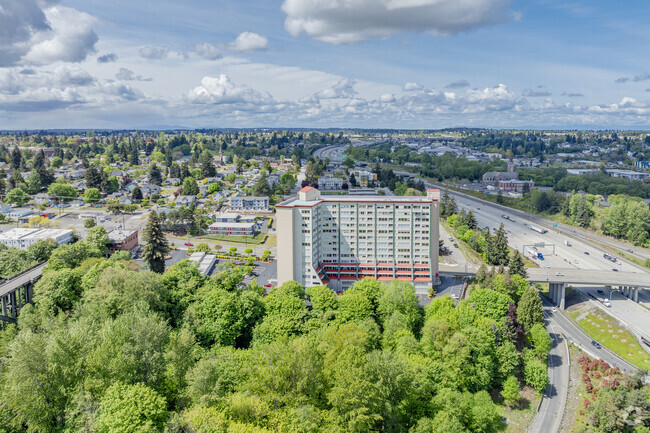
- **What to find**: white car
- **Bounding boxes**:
[555,272,564,276]
[551,307,557,312]
[573,260,579,264]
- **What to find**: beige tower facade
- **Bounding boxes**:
[277,187,440,291]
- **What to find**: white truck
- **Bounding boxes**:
[564,239,571,246]
[530,225,548,234]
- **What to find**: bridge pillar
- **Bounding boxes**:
[559,283,565,310]
[549,283,555,303]
[1,295,6,316]
[9,291,17,319]
[633,287,639,303]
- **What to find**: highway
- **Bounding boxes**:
[0,262,47,298]
[312,144,348,163]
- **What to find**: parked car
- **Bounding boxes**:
[184,242,193,246]
[264,284,273,288]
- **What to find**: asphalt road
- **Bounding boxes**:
[529,300,570,433]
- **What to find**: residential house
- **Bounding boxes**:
[176,195,197,207]
[230,196,269,211]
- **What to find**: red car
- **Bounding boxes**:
[264,284,273,288]
[184,242,193,246]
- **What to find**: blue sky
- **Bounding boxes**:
[1,0,649,129]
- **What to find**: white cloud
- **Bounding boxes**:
[23,6,98,65]
[115,68,152,82]
[0,2,98,67]
[53,65,95,86]
[185,74,274,105]
[403,82,423,91]
[282,0,512,43]
[523,88,551,97]
[139,46,169,60]
[229,32,269,52]
[194,43,222,60]
[314,78,357,99]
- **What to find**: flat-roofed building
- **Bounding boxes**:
[0,228,74,250]
[318,175,344,190]
[276,187,440,291]
[188,252,217,275]
[213,212,240,223]
[106,229,139,252]
[207,222,257,236]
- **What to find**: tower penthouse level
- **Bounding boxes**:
[276,187,440,291]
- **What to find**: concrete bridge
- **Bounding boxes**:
[439,264,648,309]
[0,262,47,323]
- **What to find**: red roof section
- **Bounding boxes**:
[299,186,314,192]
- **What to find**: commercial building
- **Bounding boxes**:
[207,222,257,236]
[349,169,377,186]
[188,252,217,275]
[276,187,440,291]
[0,228,74,250]
[230,196,270,211]
[213,212,240,223]
[605,169,650,181]
[106,229,139,252]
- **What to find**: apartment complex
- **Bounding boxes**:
[230,196,270,211]
[207,222,257,236]
[277,187,440,291]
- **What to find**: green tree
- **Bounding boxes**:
[131,186,143,201]
[50,156,63,168]
[84,218,96,228]
[229,246,237,256]
[199,151,216,178]
[523,352,548,394]
[501,375,520,407]
[85,165,102,189]
[95,382,168,433]
[27,238,58,262]
[148,164,163,186]
[244,248,253,256]
[576,195,591,228]
[508,250,527,278]
[142,211,169,274]
[517,286,544,333]
[466,209,478,230]
[26,169,41,193]
[48,182,77,202]
[195,243,211,253]
[5,187,30,206]
[252,175,273,197]
[182,177,199,196]
[528,323,552,361]
[84,187,101,203]
[86,226,110,253]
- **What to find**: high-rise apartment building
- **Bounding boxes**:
[277,187,440,291]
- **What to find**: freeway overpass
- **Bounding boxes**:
[0,262,46,323]
[439,263,648,309]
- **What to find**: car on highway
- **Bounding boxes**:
[184,242,193,246]
[453,243,458,248]
[546,264,550,268]
[612,268,619,272]
[551,307,557,312]
[573,259,579,264]
[584,251,590,255]
[597,289,605,295]
[591,340,601,349]
[555,272,564,276]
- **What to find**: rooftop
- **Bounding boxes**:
[277,195,437,208]
[107,229,138,242]
[0,228,73,241]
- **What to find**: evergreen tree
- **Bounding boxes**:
[180,163,191,181]
[576,196,591,228]
[33,149,45,170]
[182,177,199,196]
[142,211,169,274]
[496,189,504,204]
[0,177,5,198]
[561,194,571,217]
[199,151,216,178]
[508,250,527,278]
[252,175,272,197]
[517,286,544,333]
[466,209,478,230]
[130,148,139,166]
[148,164,163,186]
[492,223,509,266]
[11,146,22,169]
[85,166,102,189]
[131,186,143,201]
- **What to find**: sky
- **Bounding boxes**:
[1,0,650,130]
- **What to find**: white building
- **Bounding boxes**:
[606,169,650,181]
[213,212,240,223]
[276,187,440,292]
[188,252,217,275]
[230,196,270,211]
[207,222,257,236]
[0,228,74,250]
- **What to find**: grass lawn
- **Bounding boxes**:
[265,234,277,248]
[203,232,268,245]
[575,310,650,370]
